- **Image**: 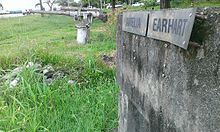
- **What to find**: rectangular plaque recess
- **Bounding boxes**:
[147,8,197,49]
[122,11,149,36]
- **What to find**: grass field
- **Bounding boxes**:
[0,15,118,131]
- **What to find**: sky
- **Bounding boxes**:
[0,0,43,10]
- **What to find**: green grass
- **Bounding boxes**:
[0,62,118,131]
[103,1,220,12]
[0,15,118,131]
[171,1,220,8]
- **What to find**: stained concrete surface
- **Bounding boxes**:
[117,7,220,132]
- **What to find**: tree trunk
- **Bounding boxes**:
[112,0,115,13]
[100,0,102,9]
[129,0,132,5]
[0,4,3,10]
[50,2,55,11]
[160,0,170,9]
[39,0,44,17]
[126,0,129,5]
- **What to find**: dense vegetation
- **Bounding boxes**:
[0,15,118,131]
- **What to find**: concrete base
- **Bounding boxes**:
[77,27,90,44]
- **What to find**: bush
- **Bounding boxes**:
[143,0,159,9]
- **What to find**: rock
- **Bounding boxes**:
[68,80,75,85]
[43,69,49,75]
[45,65,54,71]
[32,63,42,72]
[45,78,53,85]
[43,65,55,79]
[0,62,69,87]
[9,77,20,88]
[2,67,23,80]
[26,62,42,72]
[53,71,65,79]
[26,62,34,68]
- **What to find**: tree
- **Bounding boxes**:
[56,0,69,6]
[160,0,170,9]
[56,0,80,7]
[80,0,100,7]
[144,0,159,9]
[0,3,3,10]
[35,0,45,10]
[35,0,45,16]
[44,0,56,11]
[170,0,181,7]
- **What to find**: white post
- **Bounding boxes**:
[76,23,90,44]
[83,13,88,20]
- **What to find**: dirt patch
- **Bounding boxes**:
[91,27,106,32]
[102,52,116,68]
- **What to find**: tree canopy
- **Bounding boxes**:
[56,0,80,7]
[44,0,56,11]
[36,0,80,10]
[56,0,69,6]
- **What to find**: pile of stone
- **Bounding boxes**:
[0,62,72,88]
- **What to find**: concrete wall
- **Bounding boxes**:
[116,7,220,132]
